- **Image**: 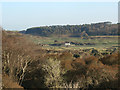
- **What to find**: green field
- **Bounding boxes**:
[26,35,119,50]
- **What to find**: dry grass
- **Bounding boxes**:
[90,36,120,38]
[2,74,23,89]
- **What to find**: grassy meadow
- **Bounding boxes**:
[27,35,119,50]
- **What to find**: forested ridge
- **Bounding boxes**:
[20,22,118,36]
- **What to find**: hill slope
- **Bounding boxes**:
[20,22,118,37]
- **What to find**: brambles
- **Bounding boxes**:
[58,51,73,61]
[61,60,73,70]
[72,58,86,73]
[100,52,120,65]
[84,56,99,65]
[62,55,118,89]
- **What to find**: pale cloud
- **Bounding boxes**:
[0,0,119,2]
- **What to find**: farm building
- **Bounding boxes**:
[65,42,71,46]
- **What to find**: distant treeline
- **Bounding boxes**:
[20,22,118,36]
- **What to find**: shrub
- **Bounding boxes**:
[84,56,99,65]
[42,58,65,88]
[73,54,80,58]
[100,52,120,65]
[61,60,73,70]
[21,60,46,88]
[62,81,81,88]
[2,31,36,86]
[72,58,86,73]
[63,55,118,89]
[63,58,87,83]
[58,51,73,61]
[86,64,118,88]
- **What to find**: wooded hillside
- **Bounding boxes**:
[20,22,118,37]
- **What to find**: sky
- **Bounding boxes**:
[1,1,118,31]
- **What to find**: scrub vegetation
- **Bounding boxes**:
[2,23,120,89]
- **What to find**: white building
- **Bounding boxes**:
[65,42,71,46]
